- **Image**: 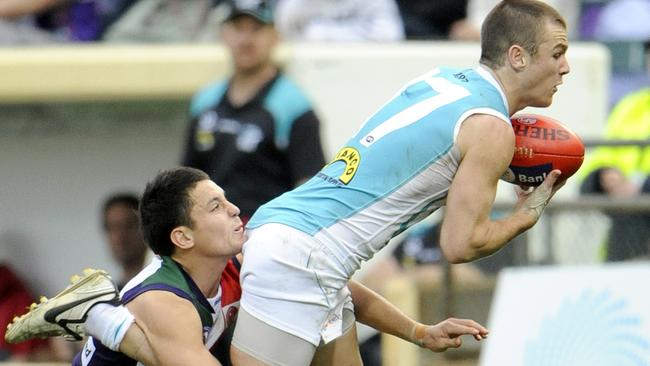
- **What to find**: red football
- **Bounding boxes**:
[501,114,585,187]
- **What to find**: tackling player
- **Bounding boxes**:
[6,167,488,365]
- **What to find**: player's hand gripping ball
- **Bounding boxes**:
[501,114,584,187]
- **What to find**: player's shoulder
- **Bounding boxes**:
[126,291,204,347]
[127,289,196,323]
[462,113,513,137]
[264,73,313,119]
[457,113,515,155]
[268,74,311,101]
[130,288,191,305]
[189,79,229,118]
[432,67,483,84]
[264,73,317,146]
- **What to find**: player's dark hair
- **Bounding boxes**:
[101,193,140,231]
[480,0,566,69]
[139,167,209,256]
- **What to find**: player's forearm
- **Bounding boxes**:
[468,211,534,260]
[451,172,562,262]
[348,280,420,345]
[441,211,534,264]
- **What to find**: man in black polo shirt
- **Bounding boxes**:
[182,0,326,221]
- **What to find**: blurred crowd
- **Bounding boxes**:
[1,0,649,364]
[2,0,648,103]
[0,0,644,44]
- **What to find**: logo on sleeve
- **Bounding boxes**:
[329,147,361,184]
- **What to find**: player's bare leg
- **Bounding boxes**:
[231,307,321,366]
[231,334,363,366]
[231,345,269,366]
[310,323,362,366]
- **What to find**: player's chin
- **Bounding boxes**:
[531,96,553,108]
[234,230,248,246]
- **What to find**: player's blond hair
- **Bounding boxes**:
[480,0,566,69]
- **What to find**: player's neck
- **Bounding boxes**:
[489,66,526,115]
[228,63,277,107]
[173,255,228,298]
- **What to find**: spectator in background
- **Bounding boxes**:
[0,0,63,44]
[0,0,138,44]
[101,193,149,289]
[580,89,650,191]
[0,0,60,18]
[585,0,650,107]
[394,0,480,41]
[182,0,326,221]
[102,0,230,43]
[273,0,404,41]
[579,88,650,262]
[93,0,138,38]
[580,168,650,261]
[592,0,650,42]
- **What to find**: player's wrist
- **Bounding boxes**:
[87,304,134,351]
[511,206,539,232]
[523,187,552,220]
[410,323,426,347]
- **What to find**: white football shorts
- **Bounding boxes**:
[239,223,354,346]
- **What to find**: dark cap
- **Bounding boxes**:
[225,0,274,25]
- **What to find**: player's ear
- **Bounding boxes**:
[507,45,527,71]
[170,226,194,250]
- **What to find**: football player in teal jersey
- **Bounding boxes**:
[230,1,570,365]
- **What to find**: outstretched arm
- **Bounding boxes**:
[441,114,562,263]
[124,291,221,366]
[348,280,487,352]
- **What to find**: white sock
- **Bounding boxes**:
[86,303,135,351]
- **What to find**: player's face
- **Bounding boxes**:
[188,180,246,257]
[220,15,278,75]
[521,20,570,107]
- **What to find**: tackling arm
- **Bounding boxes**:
[348,280,487,352]
[124,291,222,366]
[116,321,158,366]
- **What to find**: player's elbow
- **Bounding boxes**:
[440,240,482,264]
[444,252,473,264]
[440,234,492,264]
